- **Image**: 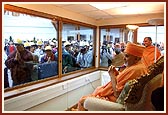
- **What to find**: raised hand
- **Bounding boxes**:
[15,51,21,61]
[108,65,119,77]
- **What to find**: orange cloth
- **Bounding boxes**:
[77,61,147,110]
[142,45,161,67]
[124,42,145,57]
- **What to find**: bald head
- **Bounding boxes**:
[143,37,152,47]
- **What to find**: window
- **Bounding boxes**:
[3,5,97,93]
[100,27,126,67]
[3,10,58,88]
[137,26,165,44]
[61,23,95,74]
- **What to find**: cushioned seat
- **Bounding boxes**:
[84,56,164,111]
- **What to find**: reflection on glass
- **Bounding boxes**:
[61,23,94,74]
[100,28,126,67]
[3,11,58,88]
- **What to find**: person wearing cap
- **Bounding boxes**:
[34,40,44,59]
[50,42,57,54]
[72,42,148,111]
[5,38,34,86]
[29,42,39,63]
[40,45,56,63]
[142,37,161,68]
[64,41,74,56]
[29,42,36,54]
[24,41,31,51]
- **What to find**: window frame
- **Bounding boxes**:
[3,4,97,100]
[98,23,164,68]
[3,4,164,100]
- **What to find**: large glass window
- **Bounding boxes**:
[137,26,165,44]
[100,28,126,68]
[3,10,58,88]
[137,26,165,55]
[61,23,94,74]
[3,6,96,91]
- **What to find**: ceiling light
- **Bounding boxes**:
[126,25,139,30]
[147,18,164,26]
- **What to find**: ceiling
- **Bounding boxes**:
[52,2,165,20]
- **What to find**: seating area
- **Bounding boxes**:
[84,56,164,111]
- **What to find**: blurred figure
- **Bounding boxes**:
[100,45,112,67]
[64,41,76,67]
[111,43,125,67]
[24,41,31,51]
[76,47,87,68]
[120,42,125,52]
[30,42,39,63]
[4,46,9,88]
[6,40,16,56]
[50,42,57,54]
[34,40,44,62]
[142,37,161,67]
[5,38,34,86]
[40,45,56,63]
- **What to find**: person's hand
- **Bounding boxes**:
[63,66,68,73]
[47,57,51,63]
[108,65,119,77]
[96,95,109,101]
[114,91,120,98]
[15,51,20,61]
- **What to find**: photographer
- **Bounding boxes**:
[100,45,112,67]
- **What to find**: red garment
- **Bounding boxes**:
[43,54,56,62]
[9,45,15,54]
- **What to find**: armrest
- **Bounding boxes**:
[84,97,125,111]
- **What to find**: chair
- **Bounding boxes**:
[84,56,164,111]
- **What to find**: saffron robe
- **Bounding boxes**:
[142,46,161,68]
[77,61,147,110]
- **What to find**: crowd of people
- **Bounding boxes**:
[4,38,94,87]
[3,36,164,111]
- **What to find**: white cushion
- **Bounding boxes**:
[84,97,125,111]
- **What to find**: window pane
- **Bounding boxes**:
[78,26,94,68]
[137,26,165,44]
[100,28,126,67]
[61,23,94,74]
[137,26,165,55]
[3,11,58,88]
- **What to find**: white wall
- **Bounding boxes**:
[4,71,107,112]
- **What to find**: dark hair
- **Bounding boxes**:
[80,48,86,53]
[145,37,152,41]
